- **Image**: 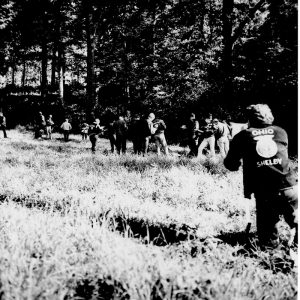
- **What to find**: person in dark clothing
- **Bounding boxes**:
[88,119,102,152]
[113,116,127,154]
[185,113,200,157]
[107,119,116,153]
[224,104,298,249]
[0,112,7,138]
[198,114,216,158]
[35,111,46,139]
[128,114,143,154]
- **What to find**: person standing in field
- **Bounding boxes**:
[60,118,72,142]
[212,118,230,158]
[35,111,46,139]
[224,104,298,249]
[81,121,89,140]
[128,114,143,154]
[153,117,169,155]
[113,115,128,154]
[186,113,200,157]
[140,113,155,155]
[197,113,216,159]
[45,114,54,139]
[0,112,7,138]
[88,118,102,153]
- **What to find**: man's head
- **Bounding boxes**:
[190,113,196,120]
[94,118,100,125]
[0,112,3,117]
[148,113,155,121]
[246,104,274,126]
[65,118,69,122]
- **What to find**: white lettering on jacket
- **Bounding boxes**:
[257,158,282,167]
[252,128,274,136]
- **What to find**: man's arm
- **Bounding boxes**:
[224,132,243,171]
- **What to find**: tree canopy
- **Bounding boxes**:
[0,0,297,146]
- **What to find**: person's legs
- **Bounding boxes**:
[144,136,150,154]
[154,136,161,155]
[280,186,298,245]
[121,136,127,154]
[255,193,281,248]
[159,133,169,155]
[109,136,115,153]
[217,138,225,158]
[90,136,97,152]
[198,138,209,158]
[1,125,7,138]
[208,136,215,157]
[115,136,121,154]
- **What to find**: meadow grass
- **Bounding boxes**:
[0,130,297,299]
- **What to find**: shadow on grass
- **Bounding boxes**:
[69,278,130,300]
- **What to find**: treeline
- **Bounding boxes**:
[0,0,297,150]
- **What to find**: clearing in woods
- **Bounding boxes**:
[0,130,297,299]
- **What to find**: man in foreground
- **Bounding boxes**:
[224,104,297,249]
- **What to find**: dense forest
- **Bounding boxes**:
[0,0,297,149]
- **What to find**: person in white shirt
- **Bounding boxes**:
[60,118,72,142]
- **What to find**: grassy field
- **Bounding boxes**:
[0,129,297,300]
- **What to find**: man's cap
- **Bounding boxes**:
[190,113,195,118]
[213,118,219,123]
[246,104,274,125]
[148,113,155,119]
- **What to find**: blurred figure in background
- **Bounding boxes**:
[128,114,143,154]
[185,113,200,157]
[45,114,54,139]
[213,118,230,158]
[113,115,128,154]
[0,112,7,138]
[35,111,46,139]
[88,118,102,152]
[60,118,72,142]
[197,113,215,159]
[81,121,89,140]
[140,113,155,155]
[153,117,169,155]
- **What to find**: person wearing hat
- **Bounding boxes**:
[212,118,230,158]
[224,104,297,249]
[88,118,102,152]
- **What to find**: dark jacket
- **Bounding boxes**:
[113,119,127,137]
[224,124,297,198]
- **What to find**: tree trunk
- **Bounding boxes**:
[22,59,26,89]
[58,48,64,107]
[86,6,96,117]
[222,0,234,102]
[41,3,48,99]
[51,47,57,88]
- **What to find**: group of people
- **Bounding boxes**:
[0,104,298,253]
[185,113,231,159]
[86,113,169,155]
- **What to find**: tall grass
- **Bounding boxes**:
[0,130,297,299]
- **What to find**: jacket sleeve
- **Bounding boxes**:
[224,132,243,171]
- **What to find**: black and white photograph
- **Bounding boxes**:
[0,0,297,299]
